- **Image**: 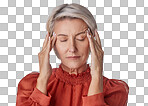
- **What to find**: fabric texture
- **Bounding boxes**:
[16,63,129,106]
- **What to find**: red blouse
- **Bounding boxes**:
[16,64,129,106]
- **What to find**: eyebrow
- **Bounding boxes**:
[57,28,88,37]
[57,34,68,36]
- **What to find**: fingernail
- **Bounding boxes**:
[53,32,56,37]
[87,29,91,38]
[94,37,96,40]
[87,30,91,38]
[88,28,90,34]
[47,31,49,35]
[52,32,54,37]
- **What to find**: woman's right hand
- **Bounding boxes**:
[38,32,57,79]
[36,32,57,95]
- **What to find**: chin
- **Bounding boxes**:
[63,62,83,69]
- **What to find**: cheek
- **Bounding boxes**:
[54,41,66,54]
[77,41,89,52]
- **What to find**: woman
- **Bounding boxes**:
[16,3,129,106]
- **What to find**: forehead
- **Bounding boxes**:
[53,18,88,35]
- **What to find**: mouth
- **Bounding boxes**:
[67,56,80,59]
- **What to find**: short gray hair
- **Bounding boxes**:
[46,3,97,37]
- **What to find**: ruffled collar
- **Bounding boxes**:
[54,63,91,85]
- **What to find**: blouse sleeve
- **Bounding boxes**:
[16,72,52,106]
[82,78,129,106]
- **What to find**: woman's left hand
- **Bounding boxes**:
[87,28,104,95]
[87,28,104,78]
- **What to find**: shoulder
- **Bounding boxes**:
[19,68,58,84]
[18,71,40,90]
[18,68,58,89]
[103,76,129,94]
[102,76,129,105]
[20,71,39,82]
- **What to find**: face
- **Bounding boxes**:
[53,18,90,69]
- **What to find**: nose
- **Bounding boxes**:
[68,38,77,53]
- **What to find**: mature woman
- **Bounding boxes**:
[16,3,129,106]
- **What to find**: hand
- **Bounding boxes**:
[87,28,104,78]
[36,32,57,95]
[87,28,104,95]
[38,32,57,80]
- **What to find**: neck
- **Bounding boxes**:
[60,63,88,75]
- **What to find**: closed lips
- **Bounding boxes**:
[67,56,80,58]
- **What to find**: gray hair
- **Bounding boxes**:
[46,3,97,37]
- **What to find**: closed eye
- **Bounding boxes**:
[59,29,87,42]
[77,38,85,41]
[60,40,67,42]
[60,38,85,42]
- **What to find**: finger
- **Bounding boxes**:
[40,35,54,55]
[94,29,102,50]
[88,28,101,54]
[88,30,101,52]
[93,38,104,54]
[43,32,50,49]
[91,40,104,58]
[90,30,104,56]
[93,40,101,52]
[87,28,99,50]
[47,34,56,54]
[87,29,97,56]
[94,40,104,56]
[87,28,103,56]
[51,32,57,48]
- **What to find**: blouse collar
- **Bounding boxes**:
[55,63,91,85]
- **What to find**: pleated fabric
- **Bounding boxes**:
[16,63,129,106]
